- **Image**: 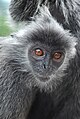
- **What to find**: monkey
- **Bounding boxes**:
[0,5,80,119]
[9,0,80,35]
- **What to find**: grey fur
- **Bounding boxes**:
[0,6,79,119]
[9,0,80,34]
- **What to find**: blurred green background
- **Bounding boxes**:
[0,0,13,36]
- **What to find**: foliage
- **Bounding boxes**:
[0,16,12,36]
[0,0,12,36]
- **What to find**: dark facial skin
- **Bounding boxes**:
[28,43,65,82]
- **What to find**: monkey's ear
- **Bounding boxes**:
[9,0,40,22]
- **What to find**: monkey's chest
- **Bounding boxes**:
[27,92,54,119]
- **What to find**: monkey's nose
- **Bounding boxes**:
[43,62,49,70]
[43,63,46,69]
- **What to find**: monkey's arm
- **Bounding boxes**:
[9,0,80,34]
[0,37,36,119]
[9,0,39,22]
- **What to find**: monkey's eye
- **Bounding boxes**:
[35,49,43,56]
[34,48,44,56]
[32,48,45,59]
[53,52,64,62]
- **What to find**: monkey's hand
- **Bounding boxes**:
[9,0,39,22]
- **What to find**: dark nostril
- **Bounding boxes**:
[43,63,46,69]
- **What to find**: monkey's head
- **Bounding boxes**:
[13,6,77,91]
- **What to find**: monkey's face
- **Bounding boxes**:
[27,28,76,87]
[28,43,65,82]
